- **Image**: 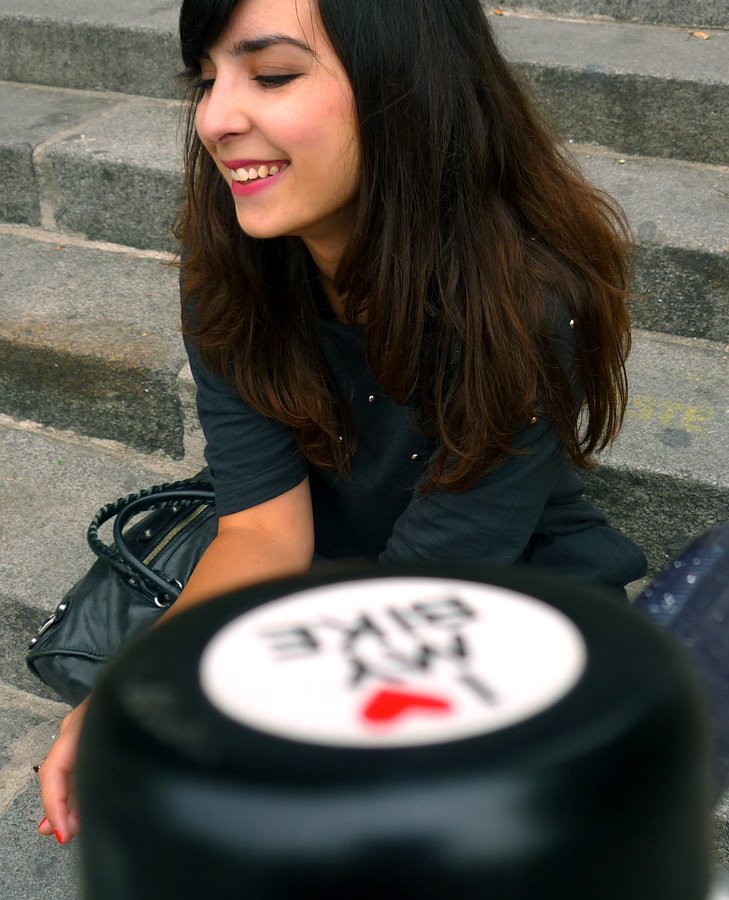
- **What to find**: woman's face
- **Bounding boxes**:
[195,0,360,250]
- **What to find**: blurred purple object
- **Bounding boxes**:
[634,521,729,801]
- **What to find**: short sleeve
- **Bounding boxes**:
[184,335,308,516]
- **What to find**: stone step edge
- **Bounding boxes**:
[0,11,181,100]
[496,18,729,168]
[495,2,729,30]
[5,342,727,477]
[494,12,729,80]
[0,221,175,261]
[0,343,200,461]
[0,412,203,483]
[0,222,188,456]
[0,81,182,250]
[571,143,729,258]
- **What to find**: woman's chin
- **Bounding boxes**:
[234,216,287,241]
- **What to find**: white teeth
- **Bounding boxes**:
[230,163,286,183]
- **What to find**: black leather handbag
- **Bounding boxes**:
[26,472,216,707]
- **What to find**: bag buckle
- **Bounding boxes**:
[133,578,183,609]
[28,602,69,647]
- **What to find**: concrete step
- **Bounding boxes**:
[0,412,727,899]
[499,1,729,29]
[574,145,729,344]
[494,13,729,166]
[0,416,198,639]
[0,0,180,98]
[588,329,729,573]
[0,81,181,251]
[1,5,728,165]
[0,225,197,459]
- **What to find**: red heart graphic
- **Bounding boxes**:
[362,689,452,723]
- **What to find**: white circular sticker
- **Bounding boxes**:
[200,577,587,748]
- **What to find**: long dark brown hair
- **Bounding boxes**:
[177,0,633,491]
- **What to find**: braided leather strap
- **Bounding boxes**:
[86,472,213,585]
[111,488,216,602]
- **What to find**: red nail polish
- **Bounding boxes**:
[54,829,65,845]
[37,817,48,831]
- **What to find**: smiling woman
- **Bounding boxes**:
[191,2,359,254]
[37,0,648,846]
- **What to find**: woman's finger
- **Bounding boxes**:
[37,698,90,844]
[38,737,74,843]
[37,815,54,837]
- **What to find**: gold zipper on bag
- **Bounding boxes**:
[142,504,210,567]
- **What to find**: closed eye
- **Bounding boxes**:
[253,74,302,88]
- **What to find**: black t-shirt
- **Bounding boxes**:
[185,301,647,589]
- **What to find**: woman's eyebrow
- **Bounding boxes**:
[231,34,315,57]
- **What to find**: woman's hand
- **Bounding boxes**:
[37,697,90,844]
[34,480,313,846]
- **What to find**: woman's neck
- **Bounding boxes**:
[317,272,349,323]
[302,237,349,323]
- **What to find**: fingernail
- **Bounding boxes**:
[54,829,65,845]
[37,817,48,832]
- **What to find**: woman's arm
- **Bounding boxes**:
[379,416,565,565]
[379,415,645,587]
[158,476,314,618]
[37,477,315,844]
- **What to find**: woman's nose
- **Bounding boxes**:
[195,80,253,145]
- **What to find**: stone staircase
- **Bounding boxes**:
[0,1,727,895]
